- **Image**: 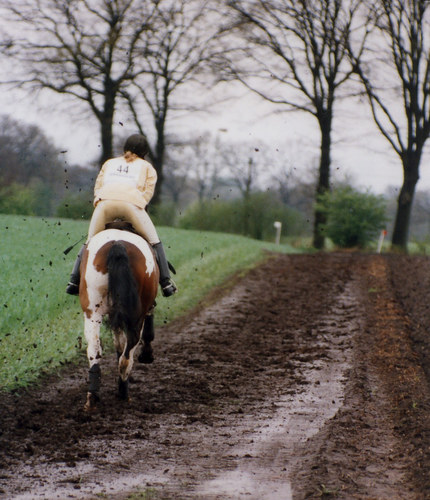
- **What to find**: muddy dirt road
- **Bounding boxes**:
[1,253,430,499]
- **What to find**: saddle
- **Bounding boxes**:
[104,219,176,275]
[105,219,139,234]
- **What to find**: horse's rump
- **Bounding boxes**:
[81,229,158,315]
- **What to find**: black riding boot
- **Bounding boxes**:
[66,244,86,295]
[152,242,177,297]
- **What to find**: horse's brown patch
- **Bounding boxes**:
[126,243,159,315]
[93,242,112,274]
[79,246,91,316]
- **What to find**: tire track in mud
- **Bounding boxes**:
[1,254,429,499]
[294,256,420,499]
[197,279,361,499]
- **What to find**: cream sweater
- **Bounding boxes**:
[93,156,157,209]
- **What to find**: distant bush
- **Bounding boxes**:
[56,192,93,220]
[0,180,63,217]
[0,182,38,215]
[179,199,238,233]
[317,186,387,248]
[150,201,178,227]
[178,192,307,241]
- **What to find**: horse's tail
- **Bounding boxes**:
[107,242,141,335]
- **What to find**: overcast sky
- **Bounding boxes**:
[1,81,429,196]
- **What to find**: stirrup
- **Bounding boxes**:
[161,278,177,297]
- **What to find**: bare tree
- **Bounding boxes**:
[121,0,225,204]
[410,190,430,240]
[162,138,195,206]
[1,0,227,204]
[350,0,430,250]
[1,0,158,165]
[162,161,190,206]
[272,163,316,224]
[163,133,226,204]
[223,0,364,248]
[217,140,271,235]
[0,115,62,187]
[0,114,68,215]
[222,147,259,201]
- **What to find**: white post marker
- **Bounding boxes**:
[377,229,387,253]
[274,221,282,245]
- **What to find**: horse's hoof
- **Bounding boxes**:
[118,395,131,403]
[138,347,154,364]
[117,392,131,403]
[118,377,129,401]
[84,391,99,412]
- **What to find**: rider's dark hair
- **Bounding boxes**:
[123,134,149,159]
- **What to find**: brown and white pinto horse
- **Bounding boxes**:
[79,228,159,411]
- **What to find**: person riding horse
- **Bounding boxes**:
[66,134,177,298]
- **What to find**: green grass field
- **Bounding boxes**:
[0,214,296,391]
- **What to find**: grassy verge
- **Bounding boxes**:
[0,214,297,391]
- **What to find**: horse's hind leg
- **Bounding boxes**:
[114,330,130,400]
[114,330,127,361]
[138,314,155,364]
[84,315,103,411]
[118,342,139,382]
[117,326,142,400]
[117,348,138,400]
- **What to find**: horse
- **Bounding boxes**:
[78,227,159,411]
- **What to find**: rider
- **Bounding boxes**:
[66,134,177,297]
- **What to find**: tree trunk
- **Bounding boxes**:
[391,154,420,251]
[151,116,166,206]
[242,193,251,237]
[99,118,113,166]
[98,83,117,166]
[313,112,332,249]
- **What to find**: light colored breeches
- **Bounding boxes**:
[87,200,160,245]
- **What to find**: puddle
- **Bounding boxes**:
[9,463,168,500]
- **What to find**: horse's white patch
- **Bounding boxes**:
[84,260,107,316]
[84,315,103,367]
